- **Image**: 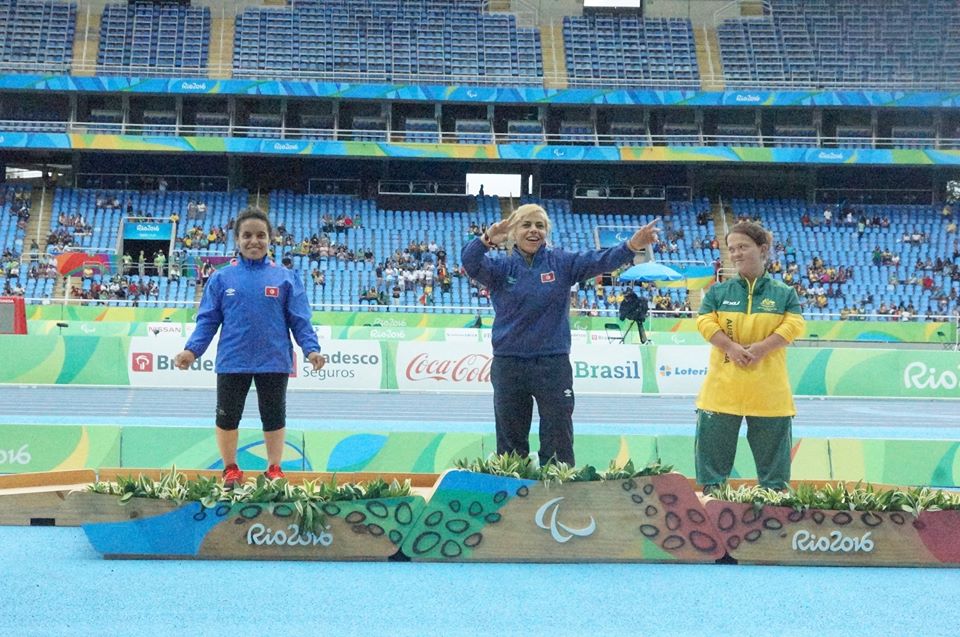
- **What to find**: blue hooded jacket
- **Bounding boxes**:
[462,238,635,357]
[184,255,320,373]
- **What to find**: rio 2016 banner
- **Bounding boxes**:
[1,334,960,398]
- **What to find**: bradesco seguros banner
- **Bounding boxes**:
[394,341,650,394]
[126,335,382,390]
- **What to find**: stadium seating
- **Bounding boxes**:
[233,0,542,85]
[9,182,959,319]
[86,108,123,134]
[608,122,649,147]
[140,110,177,136]
[403,118,440,144]
[562,16,699,88]
[29,185,720,315]
[559,121,595,144]
[454,119,493,144]
[194,112,229,137]
[719,0,960,89]
[294,114,336,141]
[0,0,75,73]
[0,115,67,133]
[97,2,210,76]
[1,182,44,298]
[734,197,959,319]
[0,182,30,255]
[505,120,545,144]
[834,125,873,148]
[350,116,388,142]
[662,122,700,146]
[246,113,282,138]
[772,125,817,147]
[50,188,247,252]
[890,126,935,149]
[714,124,760,147]
[73,272,196,306]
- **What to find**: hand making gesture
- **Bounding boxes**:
[627,217,661,252]
[482,219,512,247]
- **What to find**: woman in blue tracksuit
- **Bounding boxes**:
[174,207,324,486]
[462,203,659,466]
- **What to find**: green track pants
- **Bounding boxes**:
[695,409,793,490]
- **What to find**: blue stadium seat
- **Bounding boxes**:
[97,2,210,77]
[233,0,542,85]
[0,0,76,73]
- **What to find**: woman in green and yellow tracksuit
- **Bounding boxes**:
[695,221,805,491]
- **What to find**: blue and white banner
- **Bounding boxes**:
[1,74,959,107]
[123,221,173,240]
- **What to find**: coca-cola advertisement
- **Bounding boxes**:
[395,342,495,393]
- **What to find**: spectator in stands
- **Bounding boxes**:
[461,203,659,466]
[694,221,804,493]
[174,206,324,487]
[199,261,215,287]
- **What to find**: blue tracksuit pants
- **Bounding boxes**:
[491,354,576,465]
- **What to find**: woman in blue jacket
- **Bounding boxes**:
[174,207,324,486]
[462,203,659,466]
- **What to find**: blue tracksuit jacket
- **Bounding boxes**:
[184,256,320,373]
[461,238,635,357]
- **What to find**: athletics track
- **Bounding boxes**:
[0,388,959,637]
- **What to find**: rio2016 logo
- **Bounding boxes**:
[0,444,31,465]
[903,362,960,391]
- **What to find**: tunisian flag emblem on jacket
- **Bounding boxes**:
[264,286,279,297]
[540,271,556,283]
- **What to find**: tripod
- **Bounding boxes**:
[622,317,648,344]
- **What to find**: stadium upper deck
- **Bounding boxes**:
[0,0,957,91]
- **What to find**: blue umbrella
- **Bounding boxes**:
[618,261,684,282]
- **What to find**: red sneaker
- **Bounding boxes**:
[222,463,244,488]
[264,464,285,480]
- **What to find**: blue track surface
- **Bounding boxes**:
[1,526,959,637]
[2,387,960,635]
